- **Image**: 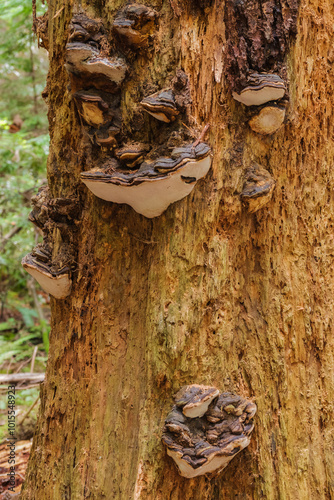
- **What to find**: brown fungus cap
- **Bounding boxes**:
[241,164,276,213]
[115,143,151,168]
[249,105,286,135]
[232,72,286,106]
[174,385,220,418]
[141,89,179,123]
[73,90,112,128]
[162,386,257,478]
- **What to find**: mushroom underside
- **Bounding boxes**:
[232,87,285,106]
[166,436,250,478]
[22,258,72,299]
[81,155,212,218]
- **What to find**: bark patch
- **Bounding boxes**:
[224,0,300,91]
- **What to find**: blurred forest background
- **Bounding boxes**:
[0,0,49,442]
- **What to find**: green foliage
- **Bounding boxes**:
[0,333,41,365]
[0,0,48,126]
[0,0,50,369]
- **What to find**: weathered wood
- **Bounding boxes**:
[21,0,334,498]
[0,374,45,385]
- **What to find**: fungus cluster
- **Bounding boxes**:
[65,14,127,148]
[162,385,256,478]
[22,187,79,299]
[64,9,211,218]
[66,14,128,92]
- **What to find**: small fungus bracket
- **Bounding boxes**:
[65,14,128,93]
[141,89,179,123]
[22,249,72,300]
[162,385,257,478]
[248,104,286,135]
[232,73,286,107]
[112,4,159,51]
[115,143,151,168]
[241,164,276,213]
[140,70,191,123]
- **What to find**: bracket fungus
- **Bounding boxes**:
[141,89,179,123]
[115,143,151,168]
[232,73,286,106]
[248,105,286,135]
[93,126,120,148]
[113,4,159,49]
[241,165,276,213]
[174,385,220,419]
[66,14,128,92]
[66,43,128,91]
[162,385,257,478]
[80,142,212,218]
[22,248,72,299]
[73,90,114,128]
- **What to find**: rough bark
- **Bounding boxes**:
[22,0,334,498]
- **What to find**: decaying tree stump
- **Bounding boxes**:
[21,0,334,498]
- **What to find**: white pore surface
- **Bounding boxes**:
[144,110,170,123]
[249,107,285,135]
[167,436,250,478]
[183,389,220,418]
[232,87,285,106]
[66,47,127,85]
[23,265,71,299]
[84,58,127,85]
[82,155,212,218]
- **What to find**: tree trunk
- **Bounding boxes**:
[22,0,334,498]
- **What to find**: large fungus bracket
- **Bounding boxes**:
[81,143,212,218]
